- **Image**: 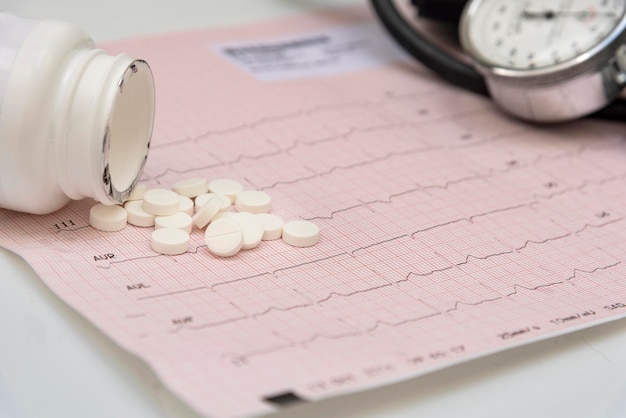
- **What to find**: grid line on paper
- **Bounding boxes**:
[2,9,626,418]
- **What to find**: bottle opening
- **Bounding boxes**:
[106,59,155,202]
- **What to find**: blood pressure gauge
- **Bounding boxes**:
[459,0,626,122]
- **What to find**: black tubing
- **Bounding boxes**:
[411,0,468,23]
[370,0,488,95]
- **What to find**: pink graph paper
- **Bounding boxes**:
[3,6,626,418]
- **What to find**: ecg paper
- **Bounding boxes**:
[2,6,626,418]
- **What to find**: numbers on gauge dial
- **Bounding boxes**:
[467,0,625,69]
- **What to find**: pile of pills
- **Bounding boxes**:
[88,178,320,257]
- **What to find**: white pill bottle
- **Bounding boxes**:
[0,13,155,214]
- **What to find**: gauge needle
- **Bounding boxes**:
[521,10,617,20]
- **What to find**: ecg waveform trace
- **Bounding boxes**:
[2,8,626,418]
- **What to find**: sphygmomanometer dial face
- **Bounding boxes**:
[463,0,626,70]
[459,0,626,122]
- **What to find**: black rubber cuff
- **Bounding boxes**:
[410,0,468,23]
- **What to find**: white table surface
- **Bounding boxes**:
[2,1,626,417]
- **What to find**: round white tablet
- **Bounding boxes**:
[204,218,243,257]
[89,204,127,232]
[172,177,209,198]
[178,195,194,216]
[192,194,223,229]
[256,213,284,240]
[232,212,264,250]
[142,188,180,216]
[151,228,189,255]
[235,190,271,214]
[208,179,243,203]
[124,200,155,227]
[155,212,193,233]
[212,211,237,222]
[194,193,230,213]
[127,183,147,201]
[282,220,320,247]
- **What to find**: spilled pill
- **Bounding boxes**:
[178,195,194,216]
[155,212,193,233]
[232,212,264,250]
[192,194,224,229]
[127,183,147,201]
[124,200,155,227]
[172,177,209,198]
[205,218,244,257]
[89,177,320,259]
[142,188,180,216]
[208,178,243,203]
[151,228,189,255]
[195,192,230,213]
[282,220,320,247]
[89,204,127,232]
[235,190,271,214]
[256,213,283,240]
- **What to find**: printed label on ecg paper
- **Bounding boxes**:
[211,23,407,80]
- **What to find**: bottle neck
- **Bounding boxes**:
[58,50,155,205]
